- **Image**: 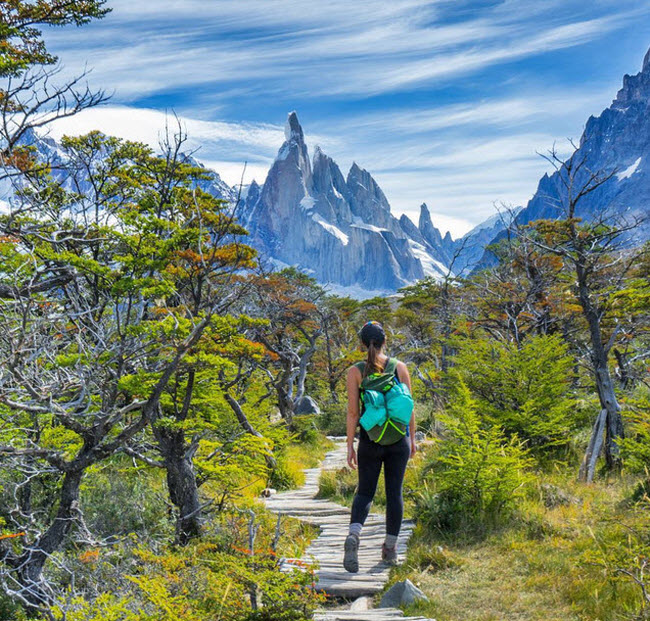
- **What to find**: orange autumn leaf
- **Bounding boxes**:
[0,532,26,541]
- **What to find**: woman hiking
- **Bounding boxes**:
[343,320,417,573]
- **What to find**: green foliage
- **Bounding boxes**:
[317,467,360,506]
[417,375,533,533]
[267,433,331,491]
[580,499,650,620]
[0,591,23,621]
[316,403,347,436]
[450,334,581,455]
[52,544,322,621]
[620,388,650,477]
[80,459,170,539]
[0,0,110,77]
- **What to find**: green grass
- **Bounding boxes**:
[388,471,649,621]
[270,431,335,490]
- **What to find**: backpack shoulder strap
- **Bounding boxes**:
[384,357,398,377]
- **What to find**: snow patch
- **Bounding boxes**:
[617,157,642,180]
[300,196,315,210]
[276,143,291,161]
[408,240,449,279]
[350,217,388,234]
[323,282,394,301]
[312,213,349,245]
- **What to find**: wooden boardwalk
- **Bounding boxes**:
[264,440,434,621]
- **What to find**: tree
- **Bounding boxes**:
[518,145,647,479]
[0,128,254,609]
[468,225,568,345]
[0,1,110,173]
[450,333,580,455]
[314,294,360,403]
[246,268,323,427]
[0,1,110,78]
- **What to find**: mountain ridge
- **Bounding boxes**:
[474,46,650,271]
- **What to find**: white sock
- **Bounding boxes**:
[384,534,398,549]
[349,523,362,537]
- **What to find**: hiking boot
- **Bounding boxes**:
[381,543,398,566]
[343,533,359,573]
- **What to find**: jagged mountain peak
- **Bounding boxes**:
[312,144,330,165]
[613,47,650,109]
[418,202,433,230]
[240,111,452,293]
[473,46,650,274]
[285,111,304,143]
[418,202,444,248]
[346,161,392,221]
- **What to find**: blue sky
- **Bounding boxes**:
[44,0,650,237]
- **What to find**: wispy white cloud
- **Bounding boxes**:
[36,0,650,237]
[43,0,649,100]
[334,90,611,135]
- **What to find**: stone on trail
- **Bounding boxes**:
[379,579,429,608]
[294,395,321,415]
[350,596,372,611]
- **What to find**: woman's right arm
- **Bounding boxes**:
[346,366,360,469]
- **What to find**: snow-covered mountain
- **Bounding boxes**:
[475,46,650,271]
[11,115,454,296]
[238,112,452,292]
[15,47,650,295]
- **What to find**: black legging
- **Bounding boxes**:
[350,433,410,536]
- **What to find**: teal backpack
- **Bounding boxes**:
[355,357,414,445]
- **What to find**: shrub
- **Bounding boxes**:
[450,334,581,456]
[620,388,650,478]
[417,375,533,533]
[268,454,305,490]
[317,402,347,436]
[50,513,324,621]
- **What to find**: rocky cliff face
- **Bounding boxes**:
[475,47,650,271]
[243,112,450,292]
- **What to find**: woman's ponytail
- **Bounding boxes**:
[359,321,386,378]
[364,340,380,378]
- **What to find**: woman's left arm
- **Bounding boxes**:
[397,361,417,458]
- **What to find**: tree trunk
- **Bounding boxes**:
[275,361,295,427]
[295,335,318,403]
[613,348,630,389]
[15,468,83,607]
[154,426,202,545]
[577,270,624,472]
[579,408,607,482]
[224,393,276,469]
